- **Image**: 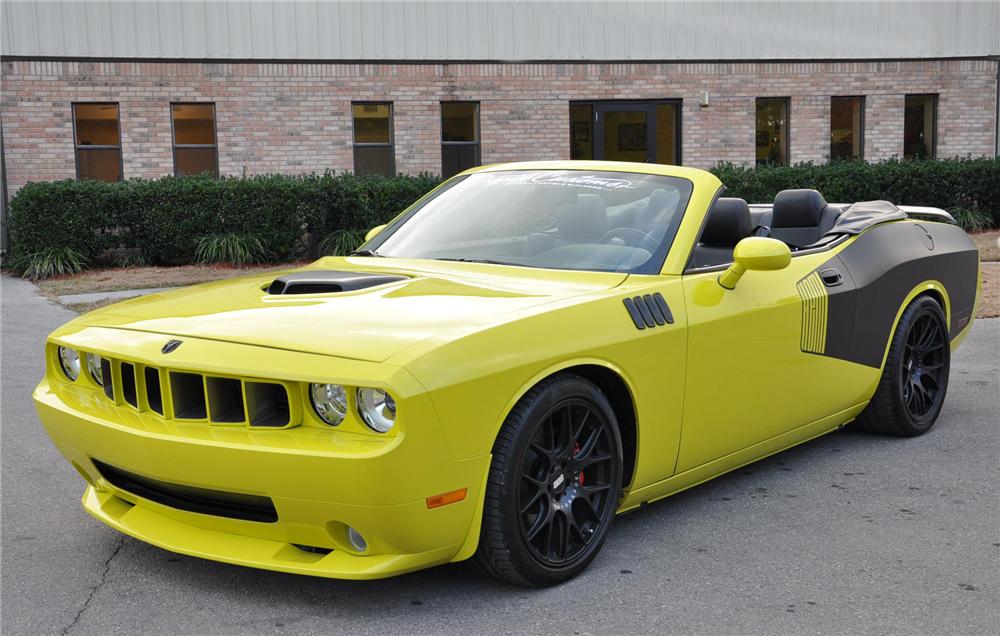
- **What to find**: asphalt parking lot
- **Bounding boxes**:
[2,274,998,635]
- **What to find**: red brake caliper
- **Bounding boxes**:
[574,443,584,486]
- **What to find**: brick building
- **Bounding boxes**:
[1,1,998,208]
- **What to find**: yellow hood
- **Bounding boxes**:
[73,257,627,363]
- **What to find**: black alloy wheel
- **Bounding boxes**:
[854,295,951,437]
[900,311,948,420]
[517,399,618,567]
[474,373,623,586]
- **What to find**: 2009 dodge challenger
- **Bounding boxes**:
[35,161,981,587]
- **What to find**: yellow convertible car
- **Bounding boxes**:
[35,161,980,587]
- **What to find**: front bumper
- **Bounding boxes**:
[35,360,490,579]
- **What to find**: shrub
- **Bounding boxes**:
[950,207,992,232]
[710,157,1000,230]
[6,158,997,276]
[319,228,366,256]
[6,172,442,273]
[195,234,268,266]
[16,246,90,279]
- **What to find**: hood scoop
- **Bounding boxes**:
[266,270,407,295]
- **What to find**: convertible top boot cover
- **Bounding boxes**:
[825,200,909,236]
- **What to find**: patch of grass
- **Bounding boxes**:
[36,262,301,298]
[970,230,1000,262]
[195,234,268,266]
[978,262,999,319]
[319,228,366,256]
[64,298,122,315]
[16,246,90,279]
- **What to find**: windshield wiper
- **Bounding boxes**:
[347,249,384,257]
[435,257,525,267]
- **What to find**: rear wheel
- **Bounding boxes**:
[473,374,623,587]
[854,295,950,436]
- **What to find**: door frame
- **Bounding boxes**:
[570,99,683,165]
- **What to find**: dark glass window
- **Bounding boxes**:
[904,95,937,160]
[830,96,864,160]
[352,103,395,176]
[654,103,680,165]
[171,103,218,177]
[570,104,594,160]
[73,103,122,182]
[441,102,481,178]
[755,98,789,166]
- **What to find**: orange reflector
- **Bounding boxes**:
[426,488,467,509]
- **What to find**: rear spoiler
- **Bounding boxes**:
[898,206,957,225]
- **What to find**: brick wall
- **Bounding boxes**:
[1,58,996,192]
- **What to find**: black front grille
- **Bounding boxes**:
[120,362,138,407]
[245,381,291,427]
[101,358,114,400]
[97,358,295,428]
[170,372,207,419]
[144,367,163,415]
[92,459,278,523]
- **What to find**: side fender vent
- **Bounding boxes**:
[797,271,828,354]
[623,293,674,330]
[267,271,406,295]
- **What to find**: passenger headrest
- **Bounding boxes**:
[772,189,829,228]
[701,198,752,247]
[557,194,608,242]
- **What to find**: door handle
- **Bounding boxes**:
[820,268,843,287]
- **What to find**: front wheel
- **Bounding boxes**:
[854,295,951,436]
[473,374,623,587]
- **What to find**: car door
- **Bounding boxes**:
[675,250,871,473]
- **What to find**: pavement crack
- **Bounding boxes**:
[62,535,126,635]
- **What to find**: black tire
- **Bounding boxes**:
[853,295,951,436]
[473,373,623,587]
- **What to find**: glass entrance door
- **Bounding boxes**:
[571,101,681,165]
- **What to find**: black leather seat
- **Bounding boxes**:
[770,189,841,248]
[524,193,608,256]
[689,197,752,268]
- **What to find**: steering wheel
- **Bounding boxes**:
[531,215,558,233]
[599,227,659,253]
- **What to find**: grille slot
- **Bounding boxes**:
[101,358,114,400]
[170,372,207,419]
[246,382,291,427]
[120,362,138,408]
[92,459,278,523]
[207,377,246,423]
[144,367,163,414]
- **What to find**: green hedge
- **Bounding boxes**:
[7,158,998,276]
[7,173,442,270]
[710,157,1000,230]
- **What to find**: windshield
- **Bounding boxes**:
[367,170,693,273]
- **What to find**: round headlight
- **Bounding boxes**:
[86,353,104,386]
[357,387,396,433]
[310,383,348,426]
[58,346,81,381]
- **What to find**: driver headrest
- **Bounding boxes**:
[556,194,608,242]
[772,189,829,228]
[637,188,680,226]
[701,198,752,247]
